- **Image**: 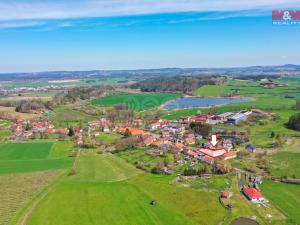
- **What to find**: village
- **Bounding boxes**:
[9,108,270,205]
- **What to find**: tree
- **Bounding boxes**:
[270,131,275,138]
[275,134,285,147]
[68,127,74,137]
[296,99,300,110]
[189,122,211,137]
[213,159,232,174]
[287,113,300,131]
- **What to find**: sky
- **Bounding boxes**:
[1,0,300,73]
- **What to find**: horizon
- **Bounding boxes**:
[1,1,300,72]
[0,63,299,74]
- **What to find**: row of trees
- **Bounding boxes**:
[52,85,114,105]
[131,75,222,94]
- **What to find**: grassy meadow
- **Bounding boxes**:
[0,142,73,174]
[261,179,300,224]
[0,170,62,225]
[91,92,179,111]
[27,153,227,225]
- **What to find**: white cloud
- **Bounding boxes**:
[0,0,300,21]
[0,20,46,28]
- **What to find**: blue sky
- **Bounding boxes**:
[0,0,300,72]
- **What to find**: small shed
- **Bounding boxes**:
[221,191,232,199]
[246,144,256,152]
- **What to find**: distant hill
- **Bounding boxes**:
[0,64,299,81]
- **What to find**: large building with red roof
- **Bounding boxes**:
[242,187,267,203]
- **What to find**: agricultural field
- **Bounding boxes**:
[0,77,131,89]
[0,106,39,120]
[0,170,62,225]
[50,105,97,127]
[27,153,227,225]
[261,179,300,224]
[0,142,73,174]
[91,92,179,111]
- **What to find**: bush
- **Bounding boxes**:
[287,113,300,131]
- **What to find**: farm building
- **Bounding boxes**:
[228,113,248,124]
[242,187,267,203]
[198,147,228,158]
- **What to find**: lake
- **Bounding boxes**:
[164,97,251,110]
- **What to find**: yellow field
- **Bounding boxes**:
[0,106,39,120]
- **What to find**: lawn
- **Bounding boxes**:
[0,142,73,174]
[91,92,179,111]
[95,132,122,145]
[261,179,300,224]
[27,154,227,225]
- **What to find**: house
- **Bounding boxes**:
[179,116,191,124]
[223,151,237,160]
[88,121,101,130]
[150,122,160,130]
[246,144,256,152]
[184,134,196,145]
[242,187,267,203]
[202,155,214,164]
[55,128,69,135]
[103,127,110,133]
[191,114,212,123]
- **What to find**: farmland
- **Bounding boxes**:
[91,92,179,111]
[0,170,62,225]
[27,153,226,225]
[0,142,73,174]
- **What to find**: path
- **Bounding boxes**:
[19,148,81,225]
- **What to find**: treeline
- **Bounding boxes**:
[237,75,281,81]
[52,85,115,105]
[0,99,49,113]
[131,75,223,94]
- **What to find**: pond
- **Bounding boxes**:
[163,97,251,110]
[230,217,259,225]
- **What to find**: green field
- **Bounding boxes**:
[261,179,300,224]
[91,92,179,111]
[0,142,73,174]
[27,154,226,225]
[269,152,300,178]
[50,105,97,127]
[0,170,61,225]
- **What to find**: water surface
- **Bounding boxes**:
[164,97,251,110]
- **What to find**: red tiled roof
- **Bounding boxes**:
[243,188,263,199]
